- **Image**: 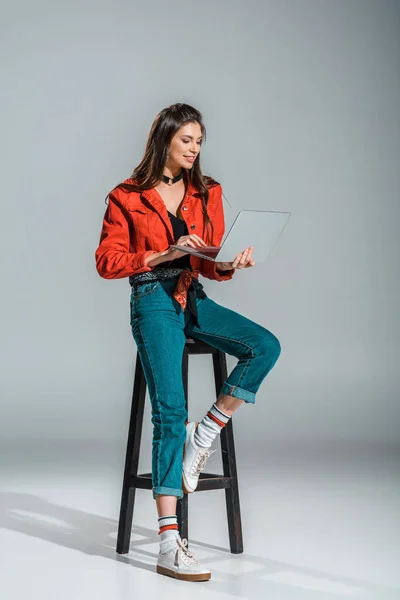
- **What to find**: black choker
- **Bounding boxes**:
[162,170,184,186]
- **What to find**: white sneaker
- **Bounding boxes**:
[156,537,211,581]
[182,422,216,493]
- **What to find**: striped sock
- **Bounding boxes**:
[194,402,231,448]
[158,515,180,554]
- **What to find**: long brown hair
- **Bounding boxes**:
[111,103,228,244]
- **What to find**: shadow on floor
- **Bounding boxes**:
[0,491,397,600]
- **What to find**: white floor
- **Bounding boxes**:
[1,441,399,600]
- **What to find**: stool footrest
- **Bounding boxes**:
[131,472,232,491]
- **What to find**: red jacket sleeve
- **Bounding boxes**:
[200,185,235,281]
[95,192,157,279]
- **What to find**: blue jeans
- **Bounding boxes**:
[129,276,281,500]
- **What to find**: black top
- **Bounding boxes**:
[160,210,199,327]
[161,210,192,270]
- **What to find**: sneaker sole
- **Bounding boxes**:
[182,422,198,494]
[156,564,211,581]
[182,475,194,494]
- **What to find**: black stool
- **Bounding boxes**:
[116,337,243,555]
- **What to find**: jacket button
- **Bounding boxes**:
[183,206,188,211]
[190,224,195,230]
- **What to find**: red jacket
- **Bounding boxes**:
[95,177,235,282]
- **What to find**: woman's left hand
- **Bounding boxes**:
[216,246,255,271]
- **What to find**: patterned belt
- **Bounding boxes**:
[129,267,201,328]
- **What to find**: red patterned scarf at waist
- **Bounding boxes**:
[173,269,201,329]
[173,269,195,309]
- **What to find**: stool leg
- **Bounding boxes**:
[177,494,188,540]
[116,353,147,554]
[213,350,244,554]
[177,349,189,542]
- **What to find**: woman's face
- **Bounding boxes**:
[167,122,203,170]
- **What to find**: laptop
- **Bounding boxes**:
[169,210,291,263]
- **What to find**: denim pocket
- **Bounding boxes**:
[131,280,161,299]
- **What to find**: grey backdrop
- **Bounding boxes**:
[1,0,399,455]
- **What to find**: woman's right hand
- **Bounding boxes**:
[161,234,207,261]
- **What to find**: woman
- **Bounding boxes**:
[95,103,281,582]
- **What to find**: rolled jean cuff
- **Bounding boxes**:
[152,486,184,500]
[221,382,256,404]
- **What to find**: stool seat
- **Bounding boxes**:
[116,336,243,554]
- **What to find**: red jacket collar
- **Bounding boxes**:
[138,176,199,214]
[139,177,199,201]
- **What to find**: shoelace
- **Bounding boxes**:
[177,538,200,566]
[191,448,216,476]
